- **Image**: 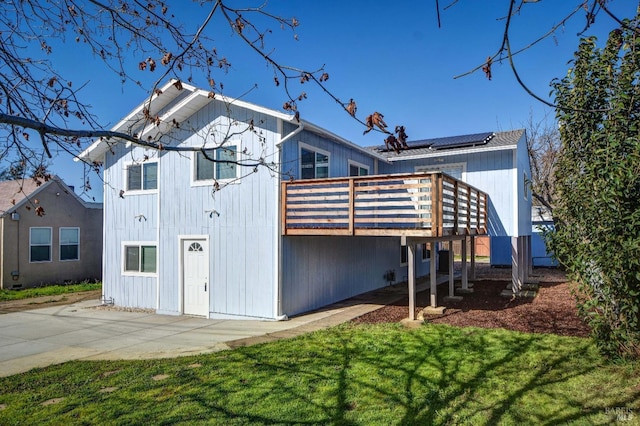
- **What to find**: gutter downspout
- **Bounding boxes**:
[274,118,304,321]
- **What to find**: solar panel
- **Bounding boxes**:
[404,139,433,149]
[430,132,495,150]
[374,131,495,153]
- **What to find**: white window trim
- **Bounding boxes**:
[59,227,80,262]
[416,162,467,181]
[190,142,242,187]
[348,159,369,176]
[299,141,330,179]
[123,160,159,195]
[122,241,158,277]
[29,227,53,263]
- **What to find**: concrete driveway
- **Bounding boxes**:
[0,291,397,377]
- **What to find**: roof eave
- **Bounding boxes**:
[384,143,518,162]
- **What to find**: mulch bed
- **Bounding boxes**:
[352,265,591,338]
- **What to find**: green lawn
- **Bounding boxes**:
[0,323,638,425]
[0,282,101,302]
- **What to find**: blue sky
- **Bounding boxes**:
[38,1,636,201]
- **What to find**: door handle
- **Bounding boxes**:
[204,282,207,292]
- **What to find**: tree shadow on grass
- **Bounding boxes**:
[153,324,640,424]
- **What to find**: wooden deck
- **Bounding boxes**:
[281,172,488,238]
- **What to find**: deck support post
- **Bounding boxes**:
[448,239,455,298]
[470,235,476,281]
[461,237,469,290]
[408,241,416,320]
[430,241,437,307]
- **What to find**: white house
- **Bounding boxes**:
[78,80,531,320]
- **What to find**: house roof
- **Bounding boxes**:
[370,129,526,162]
[0,176,101,217]
[77,80,387,163]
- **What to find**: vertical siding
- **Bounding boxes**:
[280,126,376,179]
[103,142,158,309]
[281,236,430,316]
[154,102,279,319]
[515,134,533,236]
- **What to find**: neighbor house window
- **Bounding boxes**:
[60,227,80,261]
[124,244,157,273]
[400,245,408,266]
[300,143,329,179]
[348,160,369,176]
[194,146,238,182]
[30,227,52,262]
[126,162,158,191]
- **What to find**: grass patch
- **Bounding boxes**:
[0,281,101,302]
[0,323,638,425]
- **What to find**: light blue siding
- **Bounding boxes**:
[280,126,377,180]
[515,134,533,236]
[103,100,281,318]
[281,236,431,316]
[102,143,159,309]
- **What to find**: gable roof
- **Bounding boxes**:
[77,80,387,163]
[0,176,101,216]
[370,129,526,162]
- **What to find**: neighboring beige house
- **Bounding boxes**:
[0,177,103,289]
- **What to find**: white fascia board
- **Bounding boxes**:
[77,80,197,162]
[137,90,211,141]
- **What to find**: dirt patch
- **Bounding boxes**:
[0,290,102,314]
[353,265,591,338]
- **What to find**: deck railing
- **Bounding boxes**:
[281,172,488,237]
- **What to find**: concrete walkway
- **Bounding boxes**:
[0,283,413,377]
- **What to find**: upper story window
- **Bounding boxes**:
[126,162,158,192]
[300,143,329,179]
[194,146,238,183]
[30,227,52,262]
[348,160,369,176]
[60,227,80,261]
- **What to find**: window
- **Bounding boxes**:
[416,163,465,180]
[30,227,52,262]
[421,243,430,262]
[400,245,408,266]
[126,162,158,191]
[124,244,157,273]
[348,160,369,176]
[194,146,238,182]
[300,144,329,179]
[60,228,80,261]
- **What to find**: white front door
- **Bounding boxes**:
[182,238,209,317]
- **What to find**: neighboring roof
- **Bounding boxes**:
[77,79,387,163]
[0,176,101,216]
[370,129,526,162]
